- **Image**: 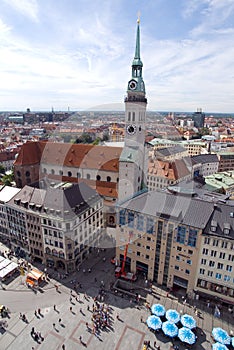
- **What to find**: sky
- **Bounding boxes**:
[0,0,234,113]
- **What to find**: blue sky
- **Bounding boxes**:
[0,0,234,113]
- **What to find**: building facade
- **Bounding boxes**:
[4,182,103,272]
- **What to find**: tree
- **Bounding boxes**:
[0,165,5,174]
[1,173,14,186]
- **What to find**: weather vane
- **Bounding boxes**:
[137,11,140,23]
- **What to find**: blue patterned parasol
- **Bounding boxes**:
[212,328,230,345]
[181,314,196,329]
[151,304,166,317]
[178,327,196,345]
[162,321,178,337]
[146,315,162,331]
[212,343,228,350]
[166,309,180,323]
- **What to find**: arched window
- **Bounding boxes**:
[51,169,55,175]
[68,171,72,177]
[107,176,111,182]
[25,171,30,177]
[43,168,47,174]
[96,175,101,181]
[17,171,21,177]
[86,174,90,180]
[117,177,119,183]
[45,247,51,254]
[77,172,81,178]
[59,170,63,176]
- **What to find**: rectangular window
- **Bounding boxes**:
[187,259,192,265]
[215,273,222,280]
[177,226,186,244]
[137,251,140,256]
[201,258,206,265]
[211,250,217,257]
[217,263,223,270]
[119,209,126,226]
[175,265,179,270]
[222,241,228,249]
[224,275,231,282]
[185,269,190,274]
[177,246,182,251]
[219,252,226,259]
[207,271,213,277]
[226,265,232,272]
[204,237,210,244]
[145,254,149,259]
[146,217,154,234]
[213,239,219,246]
[176,255,180,261]
[200,268,205,275]
[202,248,208,255]
[209,261,215,267]
[188,228,197,247]
[137,214,144,231]
[128,212,134,228]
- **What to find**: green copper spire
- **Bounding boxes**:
[132,18,143,67]
[127,17,145,94]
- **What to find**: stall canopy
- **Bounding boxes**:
[0,257,18,280]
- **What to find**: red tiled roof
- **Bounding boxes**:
[14,141,122,172]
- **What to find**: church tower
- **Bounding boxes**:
[118,18,148,202]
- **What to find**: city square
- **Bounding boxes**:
[0,243,233,350]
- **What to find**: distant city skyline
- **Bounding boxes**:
[1,0,234,113]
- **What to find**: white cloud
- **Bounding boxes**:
[3,0,39,22]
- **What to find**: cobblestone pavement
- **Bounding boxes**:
[0,242,233,350]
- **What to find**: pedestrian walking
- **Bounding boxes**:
[59,318,61,323]
[79,335,82,343]
[38,308,41,315]
[54,304,56,311]
[53,323,56,328]
[70,306,72,312]
[140,316,143,323]
[62,345,65,350]
[34,310,37,316]
[154,340,157,347]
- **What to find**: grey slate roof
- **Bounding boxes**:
[192,153,219,164]
[155,145,187,158]
[203,202,234,239]
[8,182,100,219]
[118,190,214,229]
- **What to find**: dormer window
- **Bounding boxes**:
[211,220,217,232]
[223,223,230,235]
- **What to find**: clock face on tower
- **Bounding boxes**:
[129,80,137,90]
[127,124,136,135]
